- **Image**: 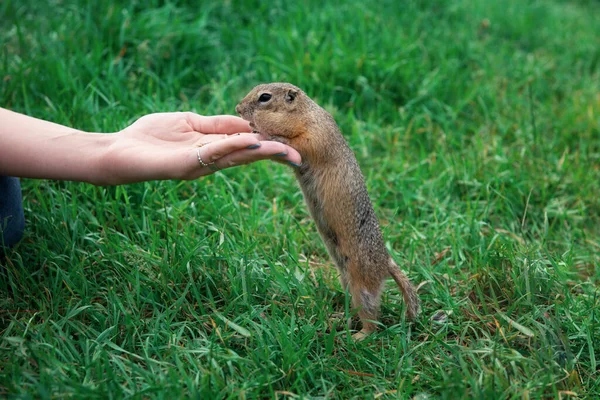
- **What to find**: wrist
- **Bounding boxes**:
[86,132,120,186]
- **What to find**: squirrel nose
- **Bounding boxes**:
[235,104,242,115]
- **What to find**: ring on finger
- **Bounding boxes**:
[196,148,213,168]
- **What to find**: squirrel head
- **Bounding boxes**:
[236,82,342,163]
[236,82,312,146]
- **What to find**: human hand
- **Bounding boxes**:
[100,112,302,184]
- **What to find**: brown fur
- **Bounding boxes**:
[236,83,420,339]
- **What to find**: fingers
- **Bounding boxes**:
[184,112,252,135]
[209,141,302,171]
[181,135,303,179]
[196,134,261,164]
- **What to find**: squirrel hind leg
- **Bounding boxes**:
[349,280,384,340]
[337,271,376,336]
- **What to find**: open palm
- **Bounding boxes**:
[101,112,302,184]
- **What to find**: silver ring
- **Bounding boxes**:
[196,148,213,168]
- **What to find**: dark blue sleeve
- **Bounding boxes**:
[0,176,25,251]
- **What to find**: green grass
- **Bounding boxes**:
[1,0,599,398]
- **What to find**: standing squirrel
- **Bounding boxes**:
[236,83,419,339]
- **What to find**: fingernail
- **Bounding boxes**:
[274,152,287,157]
[247,144,261,149]
[287,161,302,168]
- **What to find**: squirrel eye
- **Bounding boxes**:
[258,93,272,103]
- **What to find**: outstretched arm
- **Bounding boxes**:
[0,108,301,185]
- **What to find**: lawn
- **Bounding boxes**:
[1,0,599,398]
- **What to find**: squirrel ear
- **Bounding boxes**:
[285,89,297,103]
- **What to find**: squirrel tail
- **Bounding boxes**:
[388,260,420,320]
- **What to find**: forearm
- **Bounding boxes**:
[0,108,112,183]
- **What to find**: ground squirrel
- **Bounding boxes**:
[236,83,420,339]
